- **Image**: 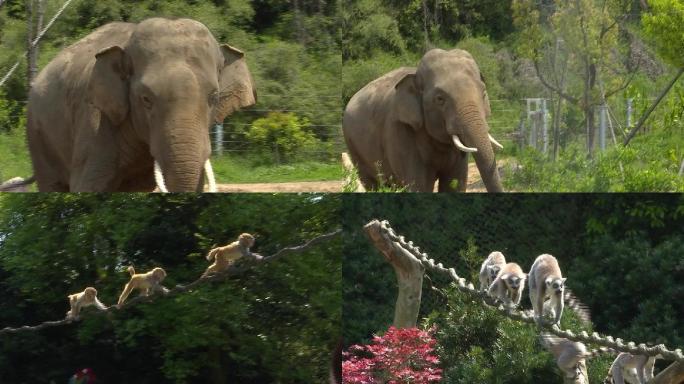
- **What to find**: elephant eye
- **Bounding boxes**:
[435,95,445,105]
[208,90,220,106]
[141,95,153,109]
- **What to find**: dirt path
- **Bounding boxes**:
[217,163,486,192]
[218,180,344,192]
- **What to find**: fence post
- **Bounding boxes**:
[542,99,549,154]
[213,123,224,156]
[626,98,633,129]
[599,104,607,151]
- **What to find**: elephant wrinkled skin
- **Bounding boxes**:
[342,48,504,192]
[27,18,256,192]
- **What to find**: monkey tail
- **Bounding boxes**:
[127,266,136,276]
[206,248,218,262]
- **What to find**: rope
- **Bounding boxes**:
[367,219,684,362]
[0,0,78,88]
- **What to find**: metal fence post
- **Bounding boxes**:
[214,123,224,156]
[599,104,607,151]
[542,99,548,154]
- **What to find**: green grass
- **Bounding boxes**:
[0,129,32,182]
[210,155,344,183]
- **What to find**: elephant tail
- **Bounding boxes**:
[0,175,35,192]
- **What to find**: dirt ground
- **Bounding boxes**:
[217,163,486,192]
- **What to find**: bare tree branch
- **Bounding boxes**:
[624,67,684,146]
[0,229,341,335]
[533,58,579,104]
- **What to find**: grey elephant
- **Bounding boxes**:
[343,48,504,192]
[27,18,256,191]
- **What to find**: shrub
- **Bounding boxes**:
[343,326,443,384]
[245,112,320,165]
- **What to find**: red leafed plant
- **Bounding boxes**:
[342,326,442,384]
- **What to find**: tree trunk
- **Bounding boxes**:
[26,0,44,91]
[364,220,424,328]
[650,360,684,384]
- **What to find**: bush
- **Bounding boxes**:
[245,112,320,165]
[343,326,442,384]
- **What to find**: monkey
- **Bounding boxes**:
[66,287,107,320]
[487,262,526,307]
[603,352,661,384]
[479,251,506,292]
[541,333,615,384]
[117,266,168,306]
[528,253,566,326]
[202,233,256,277]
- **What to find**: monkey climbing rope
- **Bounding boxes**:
[0,229,341,335]
[365,219,684,362]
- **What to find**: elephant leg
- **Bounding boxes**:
[71,117,119,191]
[438,152,468,192]
[385,126,435,192]
[27,125,69,191]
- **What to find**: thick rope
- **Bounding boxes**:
[366,219,684,362]
[0,229,341,335]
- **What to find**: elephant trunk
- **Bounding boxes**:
[452,104,504,192]
[152,116,211,192]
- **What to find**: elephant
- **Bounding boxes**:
[26,18,256,191]
[342,48,504,192]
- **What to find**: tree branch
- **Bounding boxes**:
[624,67,684,146]
[533,57,579,104]
[0,229,341,336]
[365,219,684,362]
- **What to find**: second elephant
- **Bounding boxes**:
[343,48,504,192]
[27,18,256,192]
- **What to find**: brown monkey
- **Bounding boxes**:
[117,266,168,306]
[202,233,255,277]
[66,287,107,319]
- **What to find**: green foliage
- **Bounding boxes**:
[507,128,684,191]
[246,112,321,164]
[211,155,343,183]
[642,0,684,68]
[0,194,341,383]
[0,123,31,183]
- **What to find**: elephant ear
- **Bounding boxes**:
[394,72,423,130]
[215,44,257,123]
[480,71,492,118]
[89,46,130,126]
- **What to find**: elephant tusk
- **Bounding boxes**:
[154,160,169,193]
[452,135,478,153]
[204,159,217,192]
[489,134,504,150]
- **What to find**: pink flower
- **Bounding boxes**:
[342,326,442,383]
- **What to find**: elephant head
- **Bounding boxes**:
[88,18,256,191]
[395,48,503,192]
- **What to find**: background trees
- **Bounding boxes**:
[0,194,341,383]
